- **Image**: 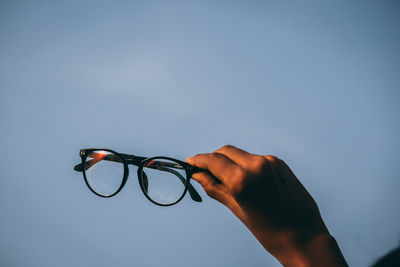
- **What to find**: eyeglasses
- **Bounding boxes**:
[73,148,206,206]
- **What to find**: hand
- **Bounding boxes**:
[187,145,347,267]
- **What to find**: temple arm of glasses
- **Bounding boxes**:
[73,154,122,172]
[141,159,209,175]
[73,157,203,202]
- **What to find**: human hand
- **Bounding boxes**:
[187,145,347,267]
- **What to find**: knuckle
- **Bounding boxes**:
[210,151,229,163]
[209,152,222,161]
[222,144,234,150]
[203,183,218,199]
[203,178,217,191]
[230,168,249,196]
[251,156,269,172]
[205,188,217,198]
[217,144,234,152]
[235,167,248,181]
[211,151,220,157]
[265,155,280,165]
[203,183,212,193]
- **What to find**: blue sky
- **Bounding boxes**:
[1,1,399,266]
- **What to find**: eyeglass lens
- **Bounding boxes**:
[140,158,188,205]
[84,150,124,197]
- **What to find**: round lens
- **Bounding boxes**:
[84,150,125,197]
[140,158,188,205]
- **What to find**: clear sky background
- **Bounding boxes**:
[1,1,399,266]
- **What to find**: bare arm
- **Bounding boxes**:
[187,145,347,267]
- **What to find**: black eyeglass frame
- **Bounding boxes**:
[74,148,206,206]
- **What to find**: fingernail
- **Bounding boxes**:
[186,157,194,165]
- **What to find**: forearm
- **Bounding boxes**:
[227,202,347,267]
[243,223,347,267]
[275,233,348,267]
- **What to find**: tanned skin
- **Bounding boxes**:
[187,145,348,267]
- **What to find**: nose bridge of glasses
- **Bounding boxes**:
[119,153,147,166]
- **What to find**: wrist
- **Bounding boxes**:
[273,233,348,267]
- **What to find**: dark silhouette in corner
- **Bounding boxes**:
[372,245,400,267]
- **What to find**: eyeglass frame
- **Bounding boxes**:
[74,148,206,206]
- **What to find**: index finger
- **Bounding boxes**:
[215,145,259,166]
[186,152,243,184]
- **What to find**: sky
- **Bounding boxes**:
[0,1,399,266]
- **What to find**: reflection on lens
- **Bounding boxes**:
[84,150,124,197]
[140,158,187,205]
